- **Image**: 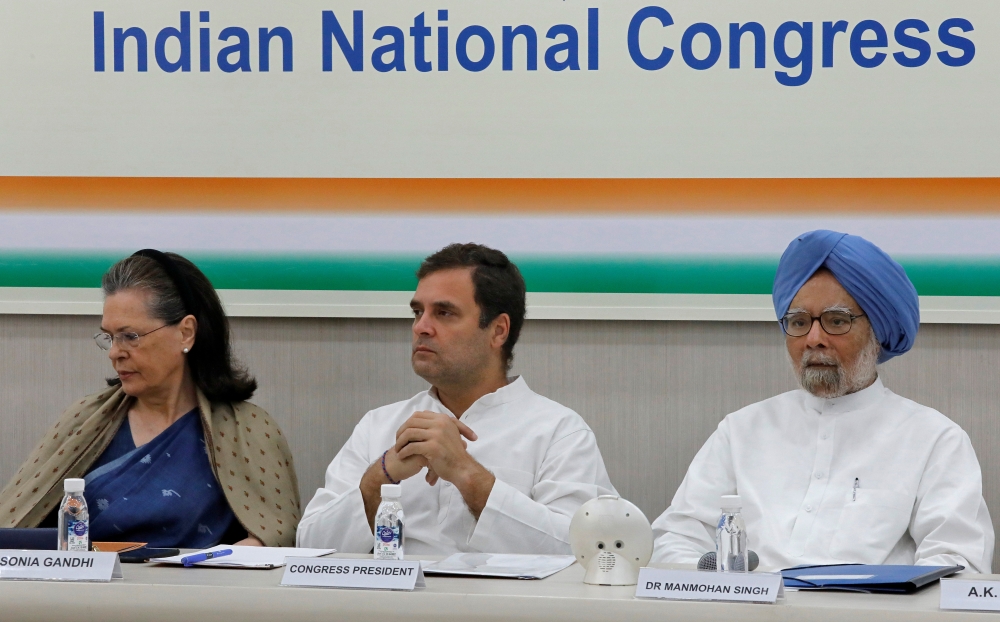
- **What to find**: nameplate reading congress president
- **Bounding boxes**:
[635,568,782,604]
[280,558,425,591]
[0,550,122,582]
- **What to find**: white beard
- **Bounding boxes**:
[794,335,881,399]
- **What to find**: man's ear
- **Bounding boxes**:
[490,313,511,351]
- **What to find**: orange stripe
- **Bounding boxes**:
[0,177,998,213]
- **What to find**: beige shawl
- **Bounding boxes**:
[0,386,301,547]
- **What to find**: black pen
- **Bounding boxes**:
[852,478,860,502]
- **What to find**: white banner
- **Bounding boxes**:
[0,0,996,177]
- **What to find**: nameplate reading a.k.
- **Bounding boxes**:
[281,558,425,591]
[0,551,122,582]
[635,568,782,604]
[941,579,1000,611]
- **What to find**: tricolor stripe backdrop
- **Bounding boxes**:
[3,177,999,322]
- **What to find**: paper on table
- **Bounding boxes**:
[423,554,576,579]
[151,545,336,569]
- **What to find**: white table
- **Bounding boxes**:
[0,555,995,622]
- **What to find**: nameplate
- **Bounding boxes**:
[0,551,122,582]
[635,568,782,603]
[280,558,425,591]
[940,579,1000,611]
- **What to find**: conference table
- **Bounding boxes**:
[0,554,995,622]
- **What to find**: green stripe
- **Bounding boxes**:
[0,252,998,296]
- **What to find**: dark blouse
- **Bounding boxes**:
[42,411,246,545]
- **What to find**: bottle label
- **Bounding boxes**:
[374,526,400,560]
[67,519,88,552]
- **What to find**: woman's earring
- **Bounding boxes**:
[182,348,190,354]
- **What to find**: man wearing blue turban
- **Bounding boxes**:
[651,231,994,572]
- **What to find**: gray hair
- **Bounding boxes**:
[101,252,257,403]
[102,255,187,324]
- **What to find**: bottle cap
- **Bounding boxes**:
[720,494,742,509]
[64,478,85,493]
[381,484,402,499]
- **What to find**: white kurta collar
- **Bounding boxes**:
[429,376,530,418]
[803,376,887,415]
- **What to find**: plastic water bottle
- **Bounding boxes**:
[716,494,747,573]
[374,484,404,560]
[57,478,89,552]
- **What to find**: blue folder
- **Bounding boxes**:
[0,528,58,550]
[781,564,963,594]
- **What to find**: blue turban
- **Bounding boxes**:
[772,230,920,363]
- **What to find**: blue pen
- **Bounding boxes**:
[182,548,233,567]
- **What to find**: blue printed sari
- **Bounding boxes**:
[84,409,236,548]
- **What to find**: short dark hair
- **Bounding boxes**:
[102,252,257,403]
[417,243,526,371]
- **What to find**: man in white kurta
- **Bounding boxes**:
[297,244,615,554]
[297,377,613,554]
[652,378,993,571]
[652,230,994,572]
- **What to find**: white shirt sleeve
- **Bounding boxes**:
[909,425,995,573]
[650,422,736,565]
[296,414,377,552]
[468,429,617,554]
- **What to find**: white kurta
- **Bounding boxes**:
[297,377,616,555]
[652,378,994,573]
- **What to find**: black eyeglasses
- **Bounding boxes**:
[781,310,867,337]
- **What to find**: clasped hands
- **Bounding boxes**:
[363,411,495,521]
[384,411,484,487]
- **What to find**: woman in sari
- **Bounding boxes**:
[0,250,300,547]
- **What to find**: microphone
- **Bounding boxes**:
[697,550,759,572]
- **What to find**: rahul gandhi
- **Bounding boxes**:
[297,244,616,555]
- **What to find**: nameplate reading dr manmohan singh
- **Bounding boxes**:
[635,568,782,603]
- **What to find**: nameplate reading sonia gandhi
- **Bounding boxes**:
[0,551,122,582]
[635,568,782,604]
[280,558,425,591]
